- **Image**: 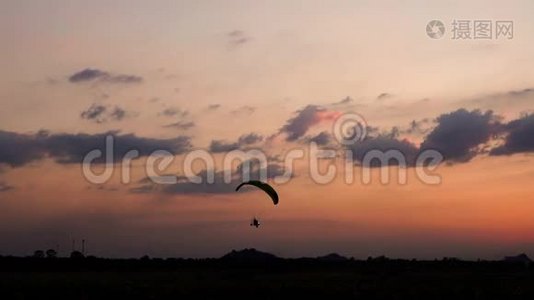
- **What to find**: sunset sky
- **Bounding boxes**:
[1,0,534,259]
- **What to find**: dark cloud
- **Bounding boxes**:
[377,93,392,100]
[43,132,191,164]
[0,181,14,192]
[80,104,129,123]
[348,136,419,167]
[80,104,107,123]
[307,131,332,146]
[69,68,143,84]
[158,107,192,130]
[209,133,263,153]
[69,69,109,83]
[420,109,499,162]
[490,114,534,155]
[0,130,192,166]
[0,131,45,167]
[209,140,240,153]
[227,30,251,46]
[238,133,263,145]
[346,109,507,166]
[159,107,188,118]
[109,107,127,121]
[279,105,330,141]
[163,121,195,130]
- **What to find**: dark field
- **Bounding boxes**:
[1,252,534,299]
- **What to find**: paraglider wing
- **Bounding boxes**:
[235,180,279,205]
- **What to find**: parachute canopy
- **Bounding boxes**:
[235,180,279,205]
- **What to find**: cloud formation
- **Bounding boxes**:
[377,93,392,100]
[163,121,195,130]
[237,133,263,145]
[0,130,191,166]
[420,109,499,162]
[209,133,263,153]
[69,68,143,84]
[209,140,240,153]
[69,69,108,82]
[307,131,332,146]
[227,30,251,47]
[279,105,340,141]
[348,109,503,166]
[0,130,46,167]
[490,114,534,155]
[349,136,419,167]
[159,107,189,118]
[80,104,129,123]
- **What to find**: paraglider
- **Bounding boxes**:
[250,217,260,228]
[235,180,278,228]
[235,180,279,205]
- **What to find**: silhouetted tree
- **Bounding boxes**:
[70,251,84,259]
[45,249,57,258]
[33,250,45,258]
